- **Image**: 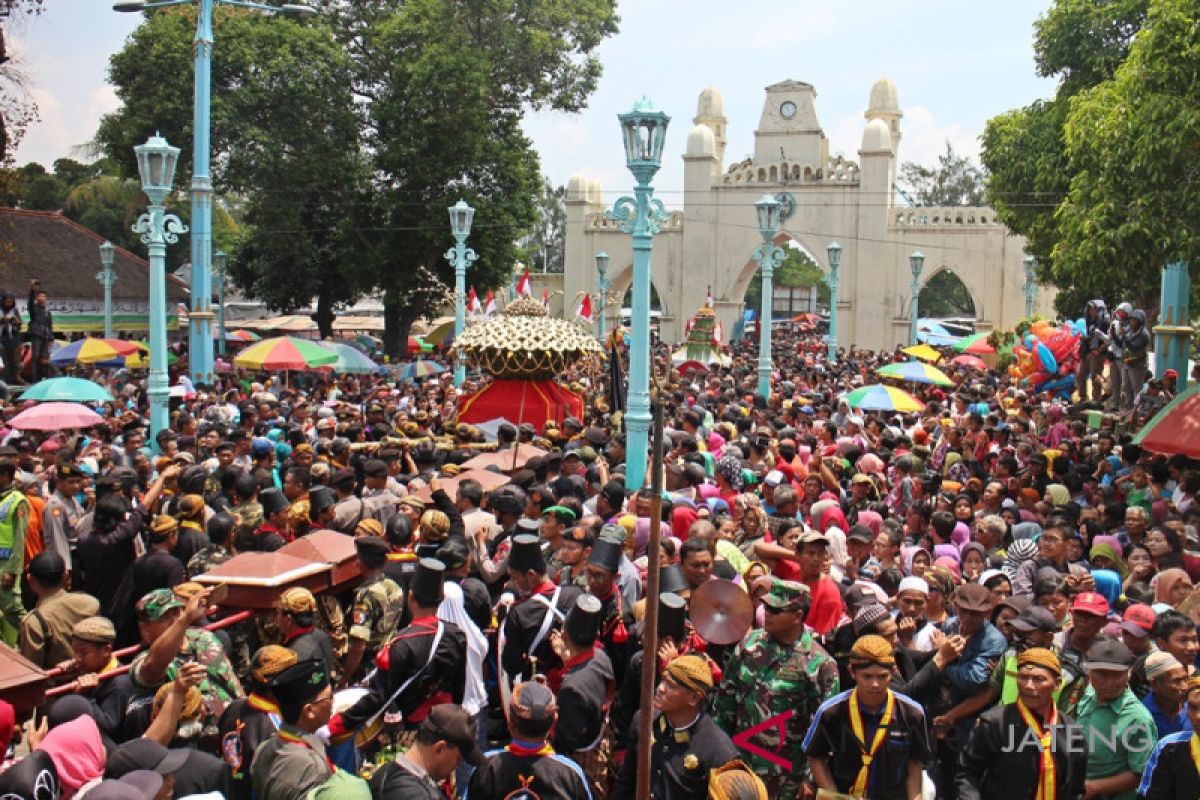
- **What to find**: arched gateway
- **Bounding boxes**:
[562,79,1052,350]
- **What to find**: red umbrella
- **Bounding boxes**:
[677,360,708,374]
[9,401,105,431]
[951,355,987,370]
[1132,384,1200,458]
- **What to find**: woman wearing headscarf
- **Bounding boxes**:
[36,715,105,799]
[901,546,932,578]
[1090,569,1123,610]
[714,454,744,506]
[732,494,769,558]
[1154,568,1195,608]
[1088,542,1128,579]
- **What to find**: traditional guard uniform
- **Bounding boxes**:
[218,645,297,800]
[587,535,632,689]
[552,594,616,797]
[501,534,582,685]
[468,680,592,799]
[249,659,334,800]
[246,489,289,551]
[327,558,465,753]
[278,587,338,680]
[613,655,739,799]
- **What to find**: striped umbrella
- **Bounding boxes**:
[95,342,179,369]
[841,384,925,413]
[235,336,337,371]
[320,341,381,375]
[49,337,140,366]
[226,330,261,343]
[875,361,954,386]
[900,344,942,363]
[953,332,996,354]
[951,354,987,370]
[398,360,447,382]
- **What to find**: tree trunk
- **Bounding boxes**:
[312,291,335,340]
[382,291,420,360]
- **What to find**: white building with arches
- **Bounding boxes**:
[562,79,1051,350]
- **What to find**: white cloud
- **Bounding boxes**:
[826,105,982,169]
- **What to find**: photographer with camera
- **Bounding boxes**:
[26,278,53,382]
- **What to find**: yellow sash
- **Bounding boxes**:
[1016,699,1057,800]
[1191,735,1200,776]
[848,689,894,797]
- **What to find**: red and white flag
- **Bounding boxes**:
[516,269,532,296]
[467,286,482,316]
[575,294,593,323]
[484,289,497,317]
[541,287,550,310]
[706,286,714,308]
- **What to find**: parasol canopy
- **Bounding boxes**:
[408,336,434,354]
[422,318,456,346]
[49,337,140,366]
[901,344,941,363]
[226,330,261,343]
[320,340,380,375]
[19,377,114,403]
[916,319,959,346]
[95,342,179,369]
[875,361,954,387]
[1132,383,1200,458]
[235,336,337,371]
[9,401,105,431]
[676,360,709,374]
[953,332,996,354]
[460,443,548,472]
[399,360,446,382]
[951,354,988,370]
[841,384,925,413]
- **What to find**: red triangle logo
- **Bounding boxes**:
[730,709,795,771]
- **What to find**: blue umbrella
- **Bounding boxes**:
[399,360,447,382]
[321,341,380,375]
[19,377,114,403]
[916,319,959,346]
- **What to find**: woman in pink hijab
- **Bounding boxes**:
[36,715,105,798]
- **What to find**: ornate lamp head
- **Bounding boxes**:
[448,200,475,239]
[134,132,180,205]
[909,250,925,279]
[618,97,670,177]
[755,194,781,240]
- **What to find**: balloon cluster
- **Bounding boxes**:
[1008,319,1083,400]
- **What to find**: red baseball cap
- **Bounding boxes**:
[1071,591,1110,617]
[1119,603,1156,637]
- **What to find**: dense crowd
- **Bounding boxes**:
[0,307,1197,800]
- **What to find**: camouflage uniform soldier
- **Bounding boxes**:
[714,579,839,798]
[342,536,404,684]
[130,588,245,738]
[185,513,236,578]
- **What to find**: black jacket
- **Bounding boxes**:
[956,702,1087,800]
[552,648,614,754]
[26,287,51,339]
[614,710,739,800]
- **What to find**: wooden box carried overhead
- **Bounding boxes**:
[279,529,362,590]
[0,644,48,717]
[194,551,330,610]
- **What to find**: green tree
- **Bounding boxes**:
[981,0,1150,314]
[899,142,988,206]
[518,177,566,273]
[918,270,976,318]
[744,248,829,312]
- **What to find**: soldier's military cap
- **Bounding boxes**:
[354,535,390,568]
[136,589,183,622]
[761,579,809,611]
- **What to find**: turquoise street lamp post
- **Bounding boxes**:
[445,200,477,388]
[213,250,227,357]
[595,251,610,343]
[132,133,185,451]
[606,97,670,491]
[908,250,925,348]
[826,242,841,364]
[1154,261,1192,387]
[753,194,785,399]
[1023,254,1037,318]
[115,0,315,386]
[97,241,117,339]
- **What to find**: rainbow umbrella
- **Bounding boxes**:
[900,344,941,363]
[95,342,179,369]
[235,336,337,371]
[842,384,925,413]
[19,377,114,403]
[226,330,261,343]
[398,360,446,382]
[49,337,140,366]
[9,401,105,431]
[953,332,996,354]
[320,340,380,375]
[1132,384,1200,458]
[875,361,953,386]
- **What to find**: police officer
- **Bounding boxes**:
[342,536,404,685]
[326,558,466,753]
[18,550,98,668]
[43,462,84,576]
[0,460,29,645]
[500,534,582,684]
[550,594,615,797]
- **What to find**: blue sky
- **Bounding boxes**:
[11,0,1058,202]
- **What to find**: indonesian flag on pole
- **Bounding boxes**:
[468,286,482,316]
[484,289,497,317]
[575,293,593,323]
[706,286,714,308]
[541,287,550,310]
[516,269,532,296]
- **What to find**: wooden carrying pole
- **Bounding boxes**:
[635,395,666,798]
